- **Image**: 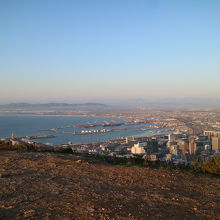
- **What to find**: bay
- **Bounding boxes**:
[0,115,162,145]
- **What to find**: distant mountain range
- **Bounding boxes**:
[104,98,220,107]
[0,103,108,111]
[0,102,106,107]
[1,98,220,111]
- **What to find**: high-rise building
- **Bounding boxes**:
[169,144,179,156]
[189,139,197,154]
[178,139,189,155]
[211,137,220,151]
[204,131,220,139]
[125,136,135,144]
[168,134,176,142]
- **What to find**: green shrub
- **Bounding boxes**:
[192,160,202,172]
[202,155,220,175]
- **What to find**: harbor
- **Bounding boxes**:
[0,115,174,145]
[29,135,56,139]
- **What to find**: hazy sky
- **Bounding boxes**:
[1,0,220,103]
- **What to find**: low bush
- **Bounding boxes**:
[201,155,220,175]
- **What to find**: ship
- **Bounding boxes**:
[75,129,111,135]
[74,121,123,128]
[29,135,56,139]
[103,122,123,127]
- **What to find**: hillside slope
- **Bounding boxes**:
[0,151,219,219]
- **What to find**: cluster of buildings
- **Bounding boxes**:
[1,126,220,166]
[64,129,220,165]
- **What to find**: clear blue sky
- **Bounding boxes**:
[0,0,220,103]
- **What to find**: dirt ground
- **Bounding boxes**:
[0,151,219,220]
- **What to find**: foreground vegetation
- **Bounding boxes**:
[73,152,220,177]
[0,140,219,176]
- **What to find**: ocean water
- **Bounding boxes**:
[0,115,163,145]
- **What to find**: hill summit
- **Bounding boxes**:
[0,151,219,219]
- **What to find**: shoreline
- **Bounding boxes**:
[0,113,129,119]
[0,115,173,145]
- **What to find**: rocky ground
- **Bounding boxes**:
[0,151,219,220]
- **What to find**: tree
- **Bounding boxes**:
[202,155,220,175]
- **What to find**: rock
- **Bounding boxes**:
[23,210,35,217]
[0,205,13,209]
[88,208,95,213]
[75,160,83,164]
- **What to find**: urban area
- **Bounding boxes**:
[1,110,220,167]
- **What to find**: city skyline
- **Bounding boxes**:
[1,0,220,103]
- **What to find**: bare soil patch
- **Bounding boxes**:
[0,151,219,219]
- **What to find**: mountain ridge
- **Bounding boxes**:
[0,102,108,108]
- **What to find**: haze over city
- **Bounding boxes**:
[1,0,220,104]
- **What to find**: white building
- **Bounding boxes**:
[131,143,146,154]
